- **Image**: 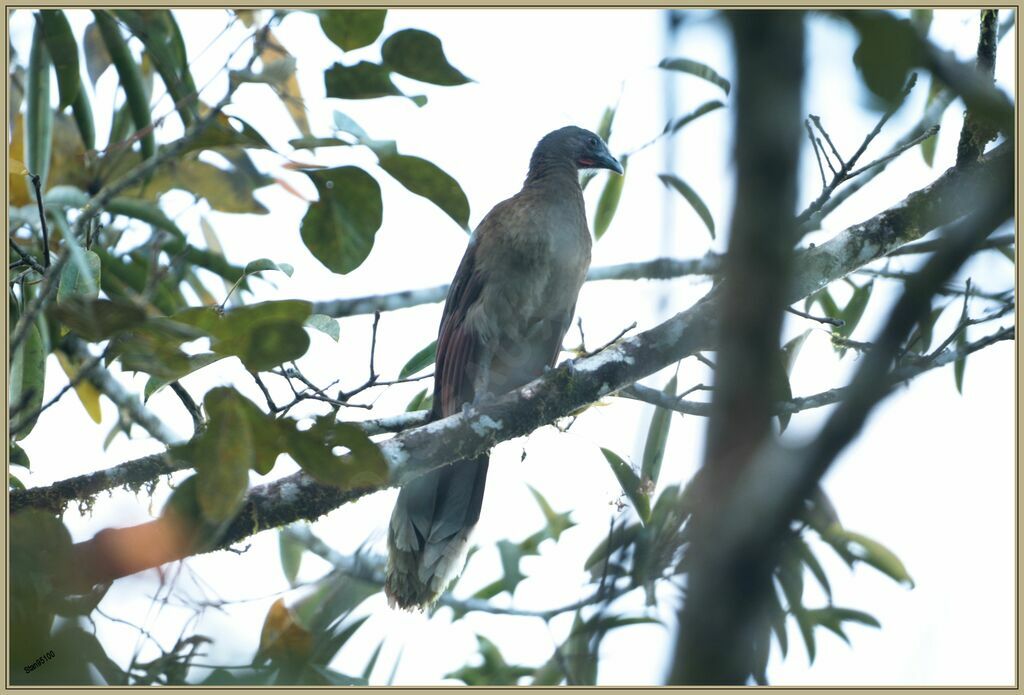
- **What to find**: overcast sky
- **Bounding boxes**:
[10,8,1016,685]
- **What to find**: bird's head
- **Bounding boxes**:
[531,126,623,175]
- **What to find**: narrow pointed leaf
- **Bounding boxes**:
[664,100,724,136]
[593,154,627,239]
[640,375,676,487]
[376,151,470,230]
[600,447,651,524]
[39,10,80,110]
[83,21,112,84]
[93,10,155,159]
[658,174,715,239]
[25,16,54,189]
[658,57,731,95]
[400,340,437,379]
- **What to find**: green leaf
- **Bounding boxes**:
[376,150,470,230]
[325,61,421,103]
[381,29,471,86]
[187,113,273,155]
[58,250,101,304]
[143,352,225,401]
[770,350,794,433]
[25,16,54,189]
[160,473,233,553]
[830,528,915,587]
[597,105,616,142]
[288,136,352,150]
[846,12,922,106]
[641,375,676,488]
[307,665,369,686]
[244,258,294,278]
[399,340,437,379]
[953,328,967,394]
[49,296,147,342]
[906,304,945,354]
[658,57,731,95]
[794,608,817,663]
[526,484,574,542]
[195,388,255,522]
[39,10,80,110]
[600,447,651,525]
[835,281,873,340]
[300,166,383,275]
[406,388,432,412]
[279,527,304,587]
[286,418,388,489]
[70,78,96,150]
[318,10,387,51]
[305,314,340,342]
[658,174,715,239]
[593,154,627,240]
[83,21,112,84]
[663,100,724,136]
[93,10,155,159]
[10,322,47,440]
[781,329,811,374]
[795,535,832,601]
[583,522,640,577]
[113,10,197,127]
[176,300,313,372]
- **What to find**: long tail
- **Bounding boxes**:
[385,454,489,610]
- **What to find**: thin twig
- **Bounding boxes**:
[808,115,845,169]
[805,120,829,187]
[30,174,50,268]
[8,239,45,275]
[846,125,940,179]
[581,322,638,359]
[169,382,204,435]
[785,305,845,327]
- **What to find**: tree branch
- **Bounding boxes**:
[30,142,1011,593]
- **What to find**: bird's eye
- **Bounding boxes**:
[588,137,598,147]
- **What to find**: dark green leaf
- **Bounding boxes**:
[325,60,419,103]
[26,16,54,188]
[597,105,616,142]
[160,473,233,554]
[10,441,30,470]
[10,322,47,440]
[185,114,272,155]
[300,166,383,275]
[593,154,627,240]
[583,522,640,577]
[770,350,793,433]
[641,375,676,488]
[795,608,817,663]
[307,665,368,686]
[658,57,731,95]
[49,297,147,342]
[305,314,340,342]
[376,150,470,230]
[664,100,724,135]
[93,10,155,159]
[361,640,384,681]
[381,29,471,86]
[57,250,101,304]
[601,447,651,524]
[448,635,533,686]
[70,79,96,150]
[399,340,437,379]
[195,388,255,522]
[846,12,922,106]
[909,9,933,36]
[906,304,945,354]
[658,173,715,239]
[781,329,811,374]
[318,10,387,51]
[39,10,80,110]
[113,9,197,127]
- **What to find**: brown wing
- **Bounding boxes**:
[432,235,486,418]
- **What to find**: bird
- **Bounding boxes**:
[385,126,623,610]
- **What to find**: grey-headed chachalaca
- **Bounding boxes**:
[385,126,623,610]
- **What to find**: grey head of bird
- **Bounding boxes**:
[529,125,623,175]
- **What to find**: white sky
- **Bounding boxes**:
[9,8,1016,686]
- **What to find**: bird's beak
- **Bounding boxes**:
[595,151,624,175]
